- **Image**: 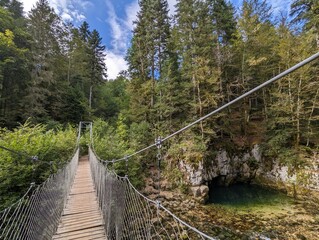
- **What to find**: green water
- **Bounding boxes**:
[206,184,319,239]
[208,183,293,208]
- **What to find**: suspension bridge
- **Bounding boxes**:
[0,52,319,239]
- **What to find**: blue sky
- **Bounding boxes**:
[21,0,292,79]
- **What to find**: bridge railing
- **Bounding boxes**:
[87,52,319,239]
[89,147,215,240]
[0,149,79,240]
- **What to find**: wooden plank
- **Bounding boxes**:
[52,156,106,240]
[53,228,105,240]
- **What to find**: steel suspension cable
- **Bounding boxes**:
[88,52,319,239]
[0,150,79,240]
[89,147,216,239]
[104,51,319,163]
[0,124,83,240]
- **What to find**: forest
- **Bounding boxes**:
[0,0,318,212]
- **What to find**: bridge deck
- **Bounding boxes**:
[53,156,106,240]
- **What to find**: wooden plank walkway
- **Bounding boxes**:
[53,156,106,240]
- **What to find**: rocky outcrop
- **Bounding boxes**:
[179,145,262,187]
[255,156,319,203]
[190,185,209,203]
[177,145,319,204]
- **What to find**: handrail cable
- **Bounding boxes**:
[0,122,82,196]
[102,51,319,163]
[0,150,79,239]
[0,146,38,161]
[0,122,81,165]
[0,124,82,240]
[125,176,215,239]
[89,147,216,239]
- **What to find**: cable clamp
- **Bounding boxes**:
[155,136,162,149]
[31,156,38,162]
[125,155,129,175]
[156,200,161,209]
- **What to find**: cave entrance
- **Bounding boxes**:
[207,179,292,206]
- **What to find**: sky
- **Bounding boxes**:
[20,0,292,79]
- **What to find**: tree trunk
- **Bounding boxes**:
[306,88,319,146]
[197,80,204,138]
[296,78,302,147]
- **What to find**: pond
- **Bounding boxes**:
[204,183,319,239]
[208,183,293,208]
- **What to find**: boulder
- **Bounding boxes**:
[190,185,209,203]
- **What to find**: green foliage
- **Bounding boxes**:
[164,167,189,193]
[290,0,319,35]
[0,6,30,128]
[126,0,170,124]
[0,0,318,204]
[166,133,207,168]
[94,75,129,122]
[0,121,76,209]
[91,119,146,188]
[92,119,127,160]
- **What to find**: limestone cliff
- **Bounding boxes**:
[177,145,319,204]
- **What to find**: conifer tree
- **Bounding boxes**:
[0,4,30,127]
[24,0,66,121]
[174,0,225,138]
[127,0,170,125]
[266,17,319,164]
[228,0,278,140]
[88,29,107,84]
[290,0,319,48]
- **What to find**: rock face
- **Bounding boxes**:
[179,145,261,186]
[255,156,319,202]
[177,145,319,203]
[190,185,209,203]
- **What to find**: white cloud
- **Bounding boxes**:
[50,0,68,10]
[20,0,91,22]
[104,0,138,78]
[167,0,177,16]
[61,12,73,21]
[124,0,139,30]
[105,0,128,52]
[79,1,94,9]
[105,51,128,79]
[20,0,38,13]
[75,13,86,22]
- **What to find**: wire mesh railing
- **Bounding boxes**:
[89,147,216,240]
[0,149,79,240]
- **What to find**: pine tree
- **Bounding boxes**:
[88,29,107,84]
[79,21,90,42]
[24,0,67,121]
[266,17,319,161]
[174,0,225,138]
[207,0,236,103]
[290,0,319,48]
[126,0,170,125]
[227,0,278,142]
[0,0,23,19]
[0,5,30,127]
[158,31,188,133]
